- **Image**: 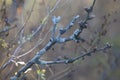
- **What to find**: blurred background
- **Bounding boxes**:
[0,0,120,80]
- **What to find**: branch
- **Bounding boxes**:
[36,43,111,65]
[0,25,17,33]
[0,0,63,72]
[10,0,111,80]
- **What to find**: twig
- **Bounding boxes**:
[36,44,111,65]
[15,0,36,38]
[13,0,64,58]
[0,25,17,33]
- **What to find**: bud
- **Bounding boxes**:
[88,14,95,20]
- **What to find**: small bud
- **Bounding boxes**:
[52,16,61,24]
[50,38,54,42]
[59,28,66,34]
[106,42,112,48]
[84,23,88,28]
[25,68,32,73]
[75,15,80,19]
[41,69,46,74]
[70,22,74,26]
[17,61,26,65]
[84,7,91,13]
[88,14,95,20]
[79,21,88,28]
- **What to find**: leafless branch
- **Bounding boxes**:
[10,0,111,80]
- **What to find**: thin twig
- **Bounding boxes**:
[15,0,36,38]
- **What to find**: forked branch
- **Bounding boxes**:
[10,0,111,80]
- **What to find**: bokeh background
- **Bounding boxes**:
[0,0,120,80]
